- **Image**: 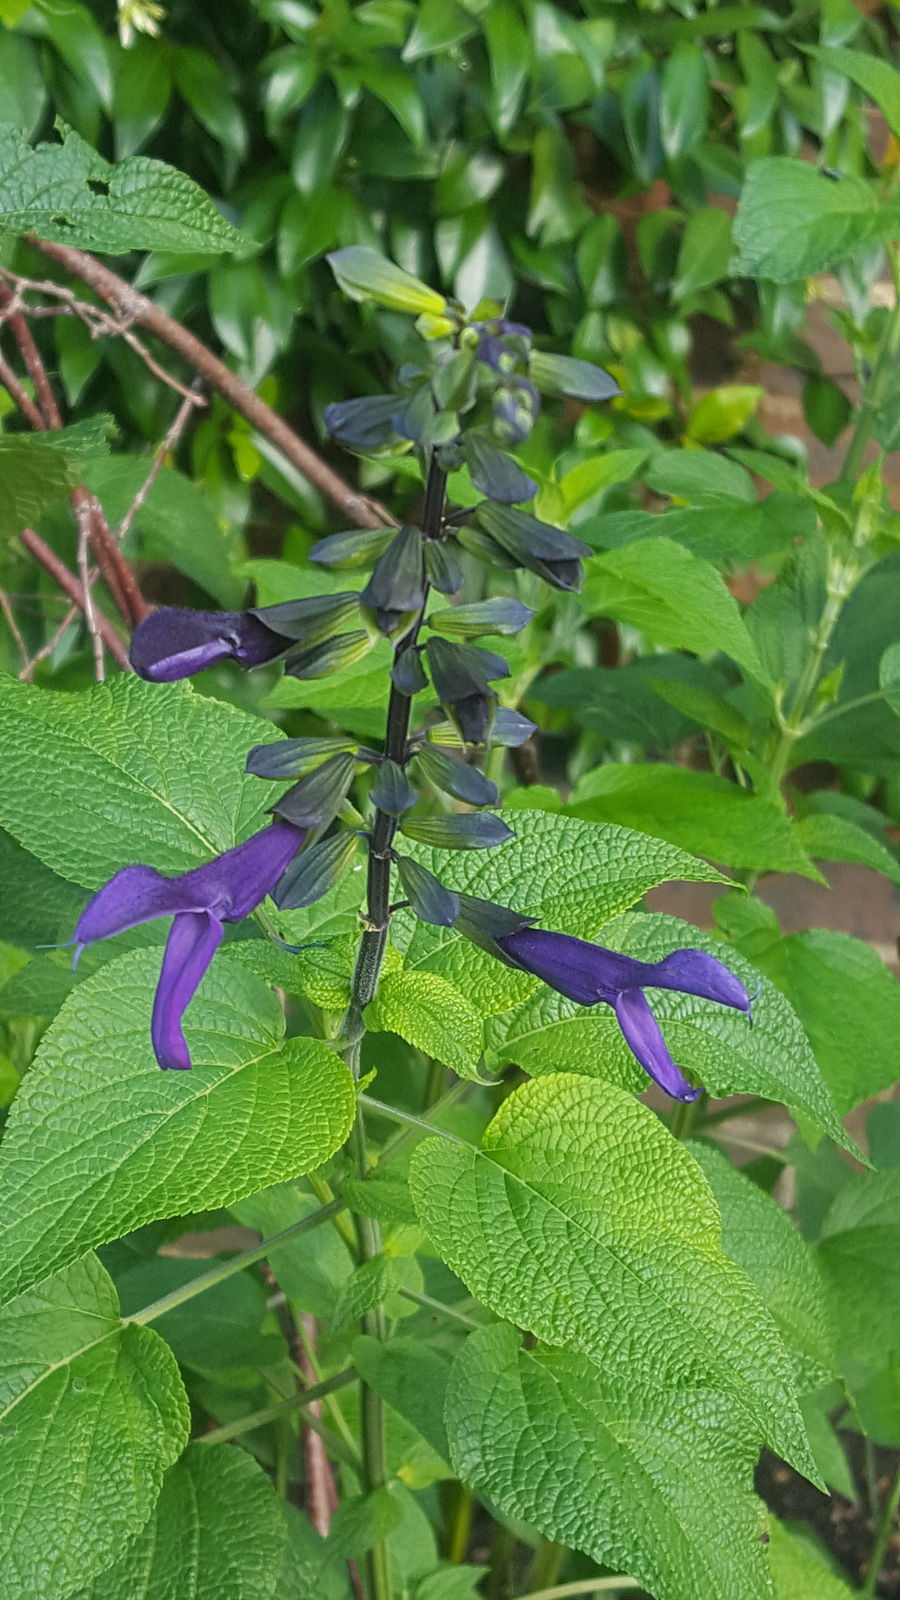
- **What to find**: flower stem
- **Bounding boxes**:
[512,1582,640,1600]
[340,451,449,1600]
[862,1464,900,1598]
[196,1369,357,1449]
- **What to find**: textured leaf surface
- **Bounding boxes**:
[487,913,849,1147]
[410,1074,815,1474]
[689,1142,834,1392]
[366,969,485,1080]
[75,1443,285,1600]
[0,950,356,1306]
[353,1335,453,1467]
[0,675,281,887]
[0,434,80,540]
[581,538,766,684]
[445,1323,771,1600]
[732,157,900,281]
[0,124,245,253]
[756,928,900,1115]
[396,810,727,1017]
[767,1515,857,1599]
[0,1255,188,1600]
[817,1169,900,1367]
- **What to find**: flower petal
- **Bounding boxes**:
[211,820,307,920]
[639,949,751,1014]
[74,864,210,950]
[151,911,224,1071]
[130,608,287,682]
[497,928,621,1006]
[613,989,702,1103]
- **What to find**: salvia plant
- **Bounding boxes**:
[0,223,887,1600]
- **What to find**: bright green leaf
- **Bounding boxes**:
[732,157,900,282]
[366,969,485,1080]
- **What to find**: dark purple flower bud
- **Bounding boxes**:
[309,527,396,569]
[394,856,460,927]
[428,598,534,640]
[324,394,404,453]
[425,637,508,747]
[400,813,514,851]
[424,541,464,595]
[472,319,532,372]
[455,893,536,954]
[491,708,537,747]
[246,736,358,781]
[391,646,429,697]
[491,377,541,446]
[273,830,360,911]
[73,821,305,1071]
[462,431,537,504]
[473,503,591,593]
[415,744,499,808]
[129,607,288,683]
[360,524,425,637]
[494,927,751,1102]
[270,752,358,829]
[370,759,418,816]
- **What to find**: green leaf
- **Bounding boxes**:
[396,808,728,1018]
[366,969,485,1081]
[689,1141,834,1391]
[327,246,446,315]
[116,1258,283,1372]
[403,0,477,60]
[484,0,532,134]
[755,928,900,1116]
[75,1443,285,1600]
[0,433,81,540]
[732,157,900,282]
[411,1074,817,1474]
[644,452,756,507]
[486,913,851,1150]
[660,43,709,159]
[331,1256,397,1335]
[0,124,247,254]
[686,385,762,445]
[802,375,852,449]
[446,1322,771,1600]
[232,1182,354,1318]
[0,675,281,887]
[817,1168,900,1367]
[0,829,86,946]
[0,1254,188,1600]
[567,764,820,878]
[353,1335,452,1467]
[580,495,811,564]
[0,950,356,1306]
[361,61,428,148]
[806,44,900,138]
[672,206,732,300]
[767,1515,857,1600]
[581,538,768,684]
[527,125,591,247]
[84,456,242,608]
[794,811,900,887]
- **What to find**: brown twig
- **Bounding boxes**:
[27,238,396,530]
[19,602,79,680]
[0,352,44,430]
[18,528,130,669]
[77,489,148,623]
[116,383,202,549]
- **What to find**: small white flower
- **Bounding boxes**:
[116,0,166,49]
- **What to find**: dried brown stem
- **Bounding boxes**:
[28,238,395,530]
[116,384,201,549]
[18,527,130,670]
[74,496,105,680]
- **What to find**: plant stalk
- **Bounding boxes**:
[862,1464,900,1598]
[341,451,448,1600]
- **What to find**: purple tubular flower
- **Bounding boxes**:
[496,928,751,1103]
[130,607,289,683]
[73,821,305,1070]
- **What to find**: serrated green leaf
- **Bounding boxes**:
[353,1335,453,1467]
[0,950,356,1307]
[116,1258,283,1373]
[0,675,281,887]
[766,1515,857,1600]
[688,1141,834,1392]
[0,1254,188,1600]
[0,124,247,254]
[275,1505,352,1600]
[231,1182,354,1319]
[445,1323,771,1600]
[331,1255,396,1334]
[794,811,900,887]
[366,969,485,1080]
[75,1442,286,1600]
[580,494,812,565]
[0,829,86,947]
[732,157,900,282]
[395,809,728,1018]
[486,912,850,1148]
[672,206,732,300]
[0,433,81,540]
[755,928,900,1116]
[567,764,819,878]
[411,1074,817,1475]
[581,538,768,684]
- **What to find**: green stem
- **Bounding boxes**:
[359,1093,469,1146]
[862,1464,900,1598]
[396,1285,480,1330]
[513,1582,640,1600]
[197,1369,357,1450]
[839,244,900,487]
[527,1542,566,1591]
[128,1198,343,1325]
[339,451,449,1600]
[447,1484,475,1564]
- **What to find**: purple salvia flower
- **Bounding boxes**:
[129,607,289,682]
[496,928,751,1103]
[73,821,305,1071]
